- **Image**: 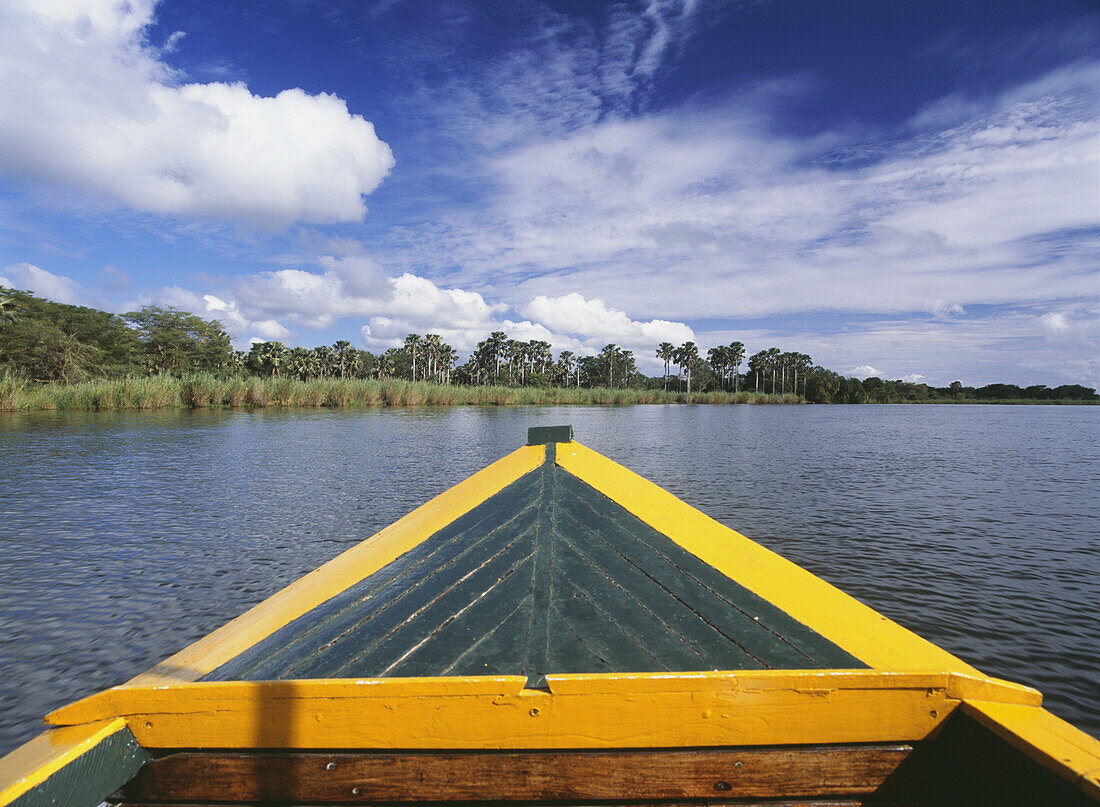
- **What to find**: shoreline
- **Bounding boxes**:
[1,374,800,411]
[3,374,1096,412]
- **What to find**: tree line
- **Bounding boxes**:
[0,287,1094,402]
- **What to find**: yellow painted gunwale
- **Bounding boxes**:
[961,700,1100,800]
[45,670,1039,751]
[126,444,544,687]
[0,718,127,805]
[555,441,981,674]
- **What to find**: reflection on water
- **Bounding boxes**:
[1,404,1097,751]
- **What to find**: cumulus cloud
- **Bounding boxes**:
[523,292,693,347]
[849,365,882,379]
[1,262,83,304]
[0,0,394,226]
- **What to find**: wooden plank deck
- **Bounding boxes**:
[204,443,861,683]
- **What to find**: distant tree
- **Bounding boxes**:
[314,345,334,377]
[557,350,576,388]
[485,331,507,382]
[747,350,767,393]
[764,347,781,394]
[0,293,21,326]
[805,367,843,403]
[675,341,700,393]
[601,343,620,387]
[0,289,140,380]
[656,342,675,391]
[333,340,356,379]
[862,376,886,403]
[707,346,726,389]
[403,334,423,381]
[256,341,286,376]
[792,353,812,397]
[123,305,232,373]
[227,350,247,375]
[728,341,745,392]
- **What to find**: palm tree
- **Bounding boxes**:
[619,348,635,386]
[707,346,727,389]
[601,344,619,387]
[314,345,334,378]
[675,342,699,393]
[439,345,458,383]
[557,350,575,388]
[346,349,363,379]
[259,341,286,376]
[485,331,507,383]
[765,347,781,394]
[226,350,246,375]
[656,342,675,391]
[728,342,745,392]
[748,350,767,392]
[403,334,422,381]
[794,353,813,397]
[423,334,443,382]
[333,340,354,379]
[289,347,312,380]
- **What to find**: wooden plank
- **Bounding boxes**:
[118,804,893,807]
[555,442,983,674]
[0,719,148,807]
[119,745,933,803]
[125,444,545,686]
[206,471,544,681]
[45,671,1040,751]
[552,472,862,669]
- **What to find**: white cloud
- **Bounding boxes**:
[1,262,83,304]
[0,0,394,227]
[1041,311,1070,336]
[523,292,693,347]
[384,60,1098,334]
[900,373,926,383]
[218,262,691,358]
[849,364,881,379]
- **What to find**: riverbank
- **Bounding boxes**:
[0,373,797,410]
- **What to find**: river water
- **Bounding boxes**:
[1,404,1097,752]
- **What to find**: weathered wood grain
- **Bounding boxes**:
[119,744,933,803]
[117,801,895,807]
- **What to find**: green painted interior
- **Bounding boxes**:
[205,450,864,683]
[8,725,149,807]
[527,425,573,445]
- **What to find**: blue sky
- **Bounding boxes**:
[1,0,1097,386]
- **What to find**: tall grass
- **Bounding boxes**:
[1,373,802,411]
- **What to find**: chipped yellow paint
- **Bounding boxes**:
[962,700,1100,800]
[0,719,127,806]
[556,441,981,674]
[128,444,544,686]
[46,671,1037,750]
